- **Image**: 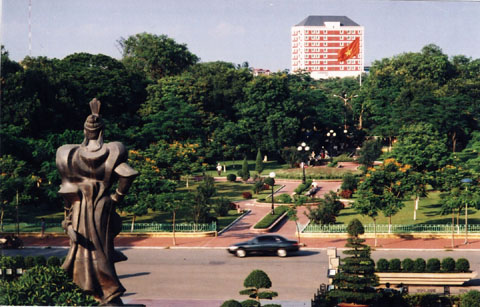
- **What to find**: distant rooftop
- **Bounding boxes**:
[295,16,359,27]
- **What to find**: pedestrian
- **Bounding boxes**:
[216,163,222,176]
[40,218,45,238]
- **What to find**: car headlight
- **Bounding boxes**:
[228,246,238,251]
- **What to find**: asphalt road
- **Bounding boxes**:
[2,247,480,305]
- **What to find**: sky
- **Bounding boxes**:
[2,0,480,71]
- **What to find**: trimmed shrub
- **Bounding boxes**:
[376,258,389,272]
[388,258,401,272]
[253,206,288,229]
[47,256,61,267]
[264,177,274,187]
[338,189,353,199]
[346,218,365,236]
[461,290,480,307]
[24,256,35,268]
[441,257,456,272]
[241,300,260,307]
[413,258,426,273]
[221,299,242,307]
[13,256,25,269]
[294,180,313,195]
[426,258,440,272]
[456,258,470,272]
[402,258,414,272]
[276,193,292,204]
[242,192,252,199]
[34,256,46,266]
[227,174,237,182]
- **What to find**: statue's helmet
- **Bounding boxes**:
[84,98,104,133]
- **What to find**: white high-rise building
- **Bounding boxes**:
[291,16,364,79]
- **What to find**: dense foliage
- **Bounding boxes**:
[1,36,479,231]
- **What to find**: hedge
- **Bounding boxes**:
[253,206,289,229]
[376,257,470,273]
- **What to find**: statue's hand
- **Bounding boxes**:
[67,226,78,243]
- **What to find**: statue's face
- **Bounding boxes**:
[84,129,100,140]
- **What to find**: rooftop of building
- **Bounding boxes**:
[295,16,359,27]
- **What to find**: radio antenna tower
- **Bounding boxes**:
[28,0,32,56]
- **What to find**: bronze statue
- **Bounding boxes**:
[56,98,138,305]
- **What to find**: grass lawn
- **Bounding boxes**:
[335,191,480,226]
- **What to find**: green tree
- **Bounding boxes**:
[357,138,382,170]
[192,175,217,226]
[305,191,343,225]
[255,149,264,174]
[119,32,199,80]
[156,192,193,246]
[355,158,413,243]
[239,270,278,303]
[329,219,379,305]
[240,157,250,182]
[0,155,37,232]
[120,149,176,232]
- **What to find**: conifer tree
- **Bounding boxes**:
[328,219,379,305]
[255,149,264,174]
[240,157,250,182]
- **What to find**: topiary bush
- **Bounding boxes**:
[376,258,389,272]
[227,173,237,182]
[413,258,426,273]
[388,258,401,272]
[0,265,98,306]
[242,192,252,199]
[24,256,35,268]
[441,257,456,272]
[461,290,480,307]
[426,258,440,272]
[402,258,414,272]
[221,299,242,307]
[46,256,61,267]
[241,300,261,307]
[456,258,470,272]
[13,256,25,269]
[34,256,46,266]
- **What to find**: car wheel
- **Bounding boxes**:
[236,249,246,258]
[277,248,287,257]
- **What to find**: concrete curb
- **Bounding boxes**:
[217,209,251,235]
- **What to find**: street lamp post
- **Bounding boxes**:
[461,178,472,244]
[269,172,276,215]
[326,130,336,157]
[333,94,358,132]
[297,142,310,184]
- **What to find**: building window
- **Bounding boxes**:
[324,48,327,52]
[341,36,344,40]
[340,42,344,46]
[323,36,327,40]
[323,30,327,34]
[324,54,327,58]
[323,66,327,70]
[324,60,327,64]
[340,30,344,34]
[324,42,327,46]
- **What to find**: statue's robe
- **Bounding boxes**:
[56,141,134,303]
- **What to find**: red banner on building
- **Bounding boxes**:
[337,38,360,62]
